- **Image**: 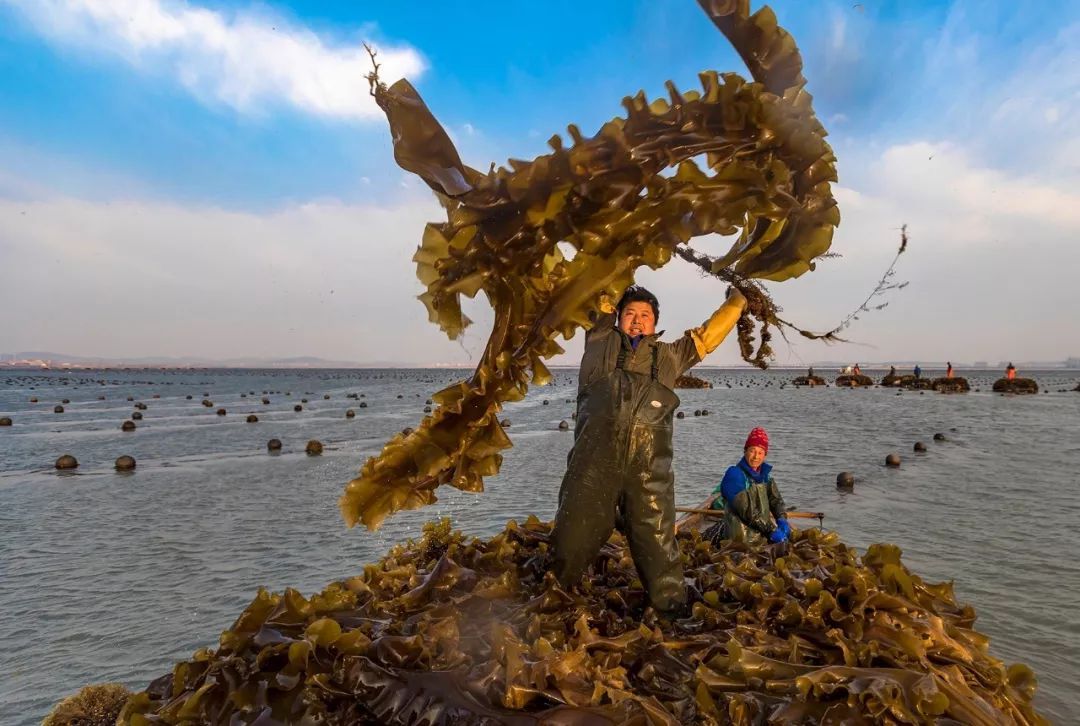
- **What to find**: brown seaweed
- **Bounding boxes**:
[115,519,1048,725]
[342,0,839,529]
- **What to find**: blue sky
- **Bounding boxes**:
[1,0,1078,365]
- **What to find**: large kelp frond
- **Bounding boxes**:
[341,1,839,529]
[117,521,1048,724]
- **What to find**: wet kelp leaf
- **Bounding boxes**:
[115,521,1047,724]
[342,1,840,530]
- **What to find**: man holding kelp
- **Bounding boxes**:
[551,286,745,616]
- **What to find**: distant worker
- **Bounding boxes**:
[888,365,897,377]
[1006,362,1017,380]
[807,366,815,378]
[684,427,790,546]
[914,364,922,379]
[852,363,861,376]
[946,361,954,379]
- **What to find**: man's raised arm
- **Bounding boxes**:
[676,289,747,371]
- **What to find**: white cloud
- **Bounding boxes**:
[0,190,506,364]
[1,0,426,120]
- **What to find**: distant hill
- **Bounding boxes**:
[0,351,385,368]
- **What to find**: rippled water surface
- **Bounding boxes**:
[2,367,1078,723]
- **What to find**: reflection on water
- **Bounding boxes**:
[1,367,1078,723]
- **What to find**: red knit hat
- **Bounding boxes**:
[744,427,769,454]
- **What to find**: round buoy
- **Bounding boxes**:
[54,405,64,414]
[152,394,160,399]
[425,399,432,405]
[293,404,303,412]
[202,400,213,407]
[62,398,70,404]
[0,416,12,427]
[301,398,308,403]
[132,411,143,420]
[693,409,702,416]
[217,408,227,416]
[543,400,549,406]
[701,409,710,416]
[933,433,946,441]
[359,401,368,408]
[885,453,901,468]
[323,394,330,400]
[836,472,854,489]
[345,409,355,418]
[676,411,685,419]
[305,440,323,456]
[267,438,282,452]
[246,414,258,423]
[127,396,134,402]
[401,427,414,436]
[397,394,403,399]
[423,406,432,413]
[914,442,927,452]
[501,419,511,428]
[186,395,192,400]
[115,455,136,471]
[262,397,270,405]
[55,454,78,470]
[98,395,106,400]
[558,420,569,430]
[121,420,136,432]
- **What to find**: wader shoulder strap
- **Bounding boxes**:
[650,345,659,381]
[615,344,627,371]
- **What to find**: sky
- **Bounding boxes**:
[1,0,1078,367]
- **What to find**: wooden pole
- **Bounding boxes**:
[675,507,824,520]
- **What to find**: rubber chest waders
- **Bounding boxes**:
[724,465,774,545]
[552,343,686,612]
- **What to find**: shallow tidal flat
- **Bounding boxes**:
[1,367,1078,723]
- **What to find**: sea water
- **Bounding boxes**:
[1,367,1078,723]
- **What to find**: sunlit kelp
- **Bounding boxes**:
[341,0,840,530]
[115,519,1046,725]
[675,374,713,389]
[45,683,132,726]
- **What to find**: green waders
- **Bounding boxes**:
[552,345,686,613]
[724,471,774,545]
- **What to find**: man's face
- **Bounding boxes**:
[619,301,656,336]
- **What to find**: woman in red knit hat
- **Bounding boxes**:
[685,427,790,545]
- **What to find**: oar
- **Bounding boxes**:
[675,507,824,520]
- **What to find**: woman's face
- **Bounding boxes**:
[745,445,767,469]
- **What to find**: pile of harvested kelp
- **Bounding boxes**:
[932,377,970,393]
[792,375,826,387]
[102,518,1045,725]
[993,378,1039,394]
[674,374,712,389]
[835,374,874,388]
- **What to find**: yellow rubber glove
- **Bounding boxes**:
[688,289,747,360]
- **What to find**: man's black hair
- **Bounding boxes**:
[617,285,659,322]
